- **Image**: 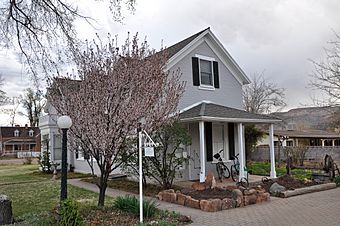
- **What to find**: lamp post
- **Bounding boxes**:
[57,115,72,201]
[137,118,145,223]
[137,118,158,223]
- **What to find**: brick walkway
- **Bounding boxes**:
[69,179,340,226]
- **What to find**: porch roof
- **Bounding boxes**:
[274,129,340,139]
[179,102,281,123]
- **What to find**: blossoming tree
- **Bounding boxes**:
[49,35,185,207]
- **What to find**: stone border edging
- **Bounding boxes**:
[280,183,337,198]
[157,187,270,212]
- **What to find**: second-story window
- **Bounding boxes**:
[200,59,213,86]
[14,130,19,137]
[29,130,34,137]
[192,55,220,89]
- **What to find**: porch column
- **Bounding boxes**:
[237,123,245,181]
[269,124,277,178]
[199,121,206,183]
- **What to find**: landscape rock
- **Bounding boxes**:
[200,199,222,212]
[176,193,188,205]
[163,189,175,193]
[205,172,215,189]
[156,192,163,201]
[243,188,256,196]
[256,192,270,203]
[162,192,177,203]
[0,195,13,225]
[269,182,286,196]
[192,182,206,191]
[221,198,235,210]
[244,194,257,206]
[231,189,244,207]
[211,176,216,189]
[185,197,200,209]
[178,215,192,223]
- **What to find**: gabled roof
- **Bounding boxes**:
[165,28,210,59]
[0,126,40,138]
[179,102,281,123]
[165,27,251,85]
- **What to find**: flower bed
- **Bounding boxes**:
[157,186,270,212]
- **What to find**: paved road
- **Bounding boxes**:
[69,179,340,226]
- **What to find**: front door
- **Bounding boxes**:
[188,123,200,180]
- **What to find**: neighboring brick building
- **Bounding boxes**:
[0,125,41,157]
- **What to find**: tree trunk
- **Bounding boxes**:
[142,174,147,188]
[98,182,107,208]
[98,172,108,207]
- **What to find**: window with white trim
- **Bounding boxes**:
[200,59,213,86]
[29,129,34,137]
[192,55,220,89]
[14,130,19,137]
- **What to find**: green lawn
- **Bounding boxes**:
[0,164,50,185]
[248,162,314,181]
[0,180,103,217]
[0,164,112,225]
[0,156,17,160]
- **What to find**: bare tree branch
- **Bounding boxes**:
[310,33,340,106]
[0,0,136,80]
[243,73,286,114]
[0,74,7,106]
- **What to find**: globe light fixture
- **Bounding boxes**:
[57,115,72,129]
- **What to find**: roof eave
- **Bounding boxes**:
[180,116,281,124]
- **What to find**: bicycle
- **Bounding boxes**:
[213,149,230,182]
[230,154,249,187]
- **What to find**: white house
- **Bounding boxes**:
[40,27,280,182]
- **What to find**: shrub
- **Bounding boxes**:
[113,195,157,218]
[38,151,52,173]
[121,122,191,189]
[283,145,309,166]
[23,156,33,165]
[59,199,84,226]
[335,176,340,187]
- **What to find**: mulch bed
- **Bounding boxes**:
[261,174,319,192]
[181,187,233,200]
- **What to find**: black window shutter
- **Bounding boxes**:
[213,61,220,88]
[192,57,200,86]
[205,122,213,162]
[228,123,235,160]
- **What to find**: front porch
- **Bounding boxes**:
[175,174,264,189]
[180,102,281,182]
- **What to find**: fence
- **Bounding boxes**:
[249,146,340,165]
[17,152,40,158]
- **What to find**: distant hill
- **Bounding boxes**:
[271,106,340,131]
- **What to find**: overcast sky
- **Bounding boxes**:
[1,0,340,125]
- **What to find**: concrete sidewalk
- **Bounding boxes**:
[69,179,340,226]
